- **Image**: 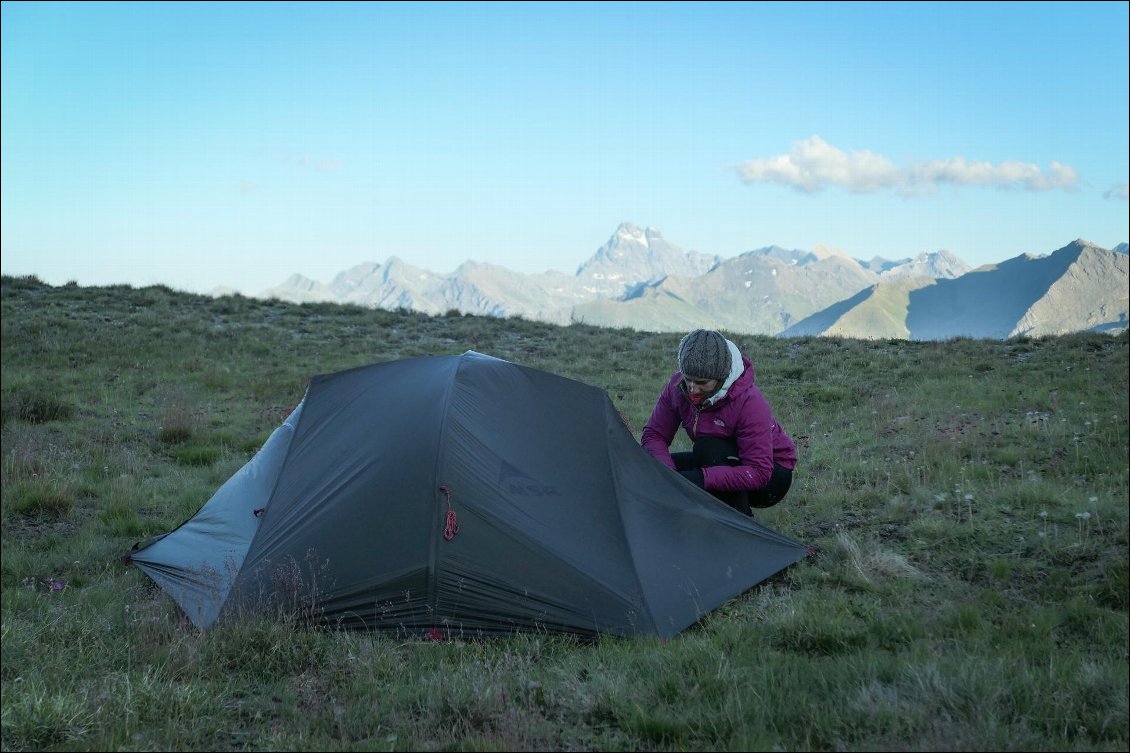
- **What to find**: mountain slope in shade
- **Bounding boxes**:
[907,240,1125,339]
[783,240,1128,340]
[1012,243,1129,336]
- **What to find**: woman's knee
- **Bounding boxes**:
[751,464,793,508]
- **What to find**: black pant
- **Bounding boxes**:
[672,436,792,516]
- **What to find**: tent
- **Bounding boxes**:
[126,351,807,639]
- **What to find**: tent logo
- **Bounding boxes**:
[498,460,561,498]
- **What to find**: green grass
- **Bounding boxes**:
[2,274,1127,751]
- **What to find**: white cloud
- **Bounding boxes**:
[737,136,1080,196]
[1104,183,1129,202]
[907,158,1078,192]
[737,136,900,193]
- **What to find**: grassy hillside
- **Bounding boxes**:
[826,278,926,338]
[2,275,1127,751]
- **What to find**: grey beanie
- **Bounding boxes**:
[678,329,731,381]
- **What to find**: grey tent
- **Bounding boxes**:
[127,351,807,639]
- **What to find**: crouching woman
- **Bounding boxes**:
[641,329,797,516]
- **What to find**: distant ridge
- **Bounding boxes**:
[253,226,1127,340]
[784,240,1128,339]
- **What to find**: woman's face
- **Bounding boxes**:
[683,375,720,404]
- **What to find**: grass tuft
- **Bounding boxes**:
[1,388,75,425]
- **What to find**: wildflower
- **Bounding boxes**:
[1075,511,1093,539]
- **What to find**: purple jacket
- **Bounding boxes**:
[641,353,797,493]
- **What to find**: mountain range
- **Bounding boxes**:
[250,223,1129,340]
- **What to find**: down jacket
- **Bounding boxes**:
[641,340,797,493]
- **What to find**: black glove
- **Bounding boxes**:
[678,468,705,489]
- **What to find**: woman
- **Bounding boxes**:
[641,329,797,515]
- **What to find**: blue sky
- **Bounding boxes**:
[2,1,1127,295]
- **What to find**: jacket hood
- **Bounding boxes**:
[703,338,746,406]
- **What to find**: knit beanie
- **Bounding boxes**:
[677,329,731,381]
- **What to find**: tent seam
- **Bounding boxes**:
[426,353,466,623]
[600,395,662,636]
